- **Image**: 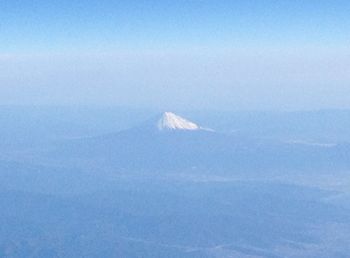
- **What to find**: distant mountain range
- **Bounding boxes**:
[51,112,350,173]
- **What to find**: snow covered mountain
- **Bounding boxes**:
[157,112,201,131]
[52,112,350,172]
[132,111,212,133]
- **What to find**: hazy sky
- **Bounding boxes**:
[1,0,350,110]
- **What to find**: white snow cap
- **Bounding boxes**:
[157,112,201,131]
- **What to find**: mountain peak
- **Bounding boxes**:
[157,112,201,131]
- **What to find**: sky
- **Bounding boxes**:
[1,0,350,110]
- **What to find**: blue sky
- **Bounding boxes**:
[1,0,350,110]
[2,0,350,51]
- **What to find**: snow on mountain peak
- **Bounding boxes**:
[157,112,201,131]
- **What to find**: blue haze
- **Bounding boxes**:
[1,0,350,110]
[1,2,350,257]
